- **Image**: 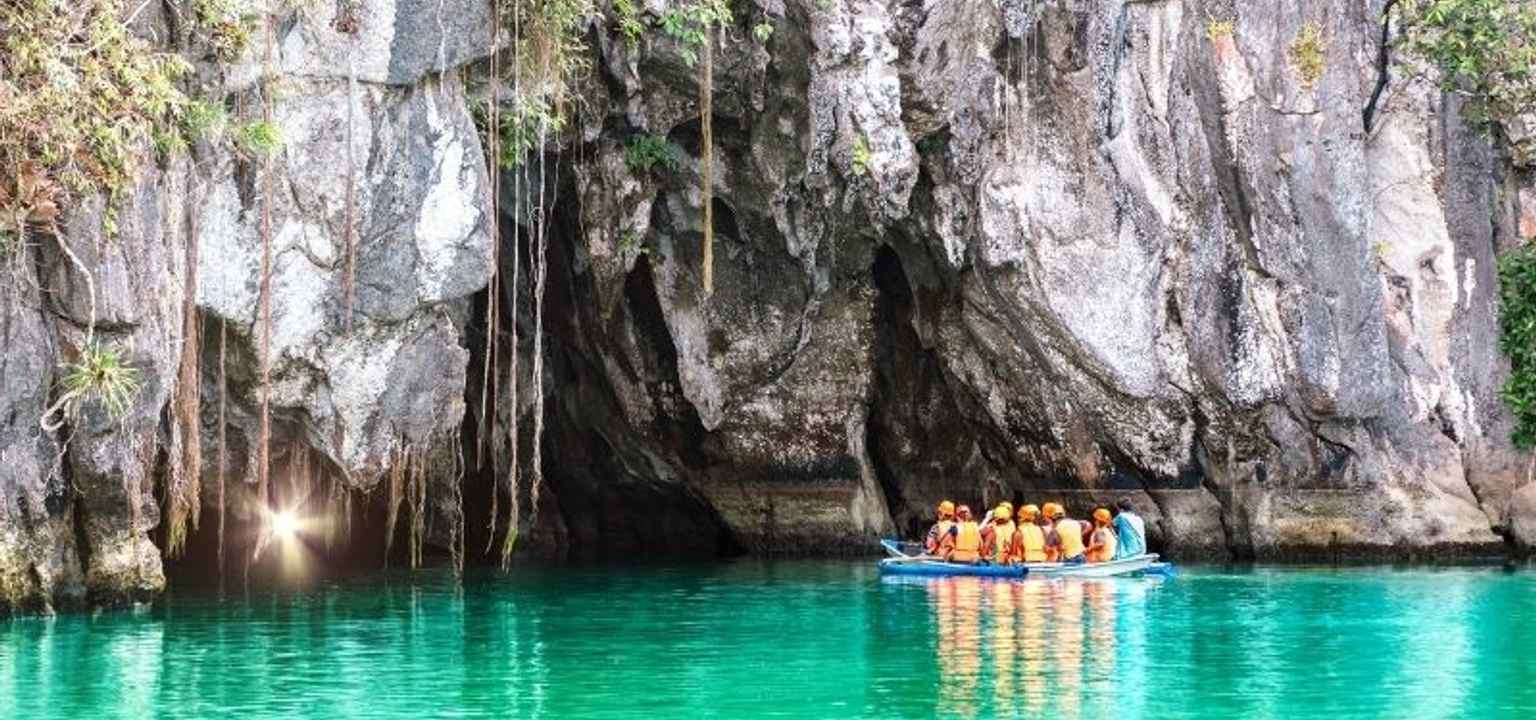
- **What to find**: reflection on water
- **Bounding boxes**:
[929,577,1141,719]
[3,564,1536,719]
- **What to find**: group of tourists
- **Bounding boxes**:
[923,498,1147,566]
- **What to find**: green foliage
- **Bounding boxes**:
[1499,246,1536,447]
[753,21,774,43]
[1396,0,1536,131]
[624,134,679,173]
[612,0,645,45]
[235,120,285,158]
[190,0,257,61]
[659,0,732,66]
[517,0,597,102]
[618,229,648,255]
[1206,19,1234,41]
[851,134,872,177]
[183,100,230,142]
[0,1,195,234]
[492,98,567,169]
[57,342,143,422]
[1289,23,1326,89]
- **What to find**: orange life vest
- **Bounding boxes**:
[990,521,1016,563]
[926,520,955,553]
[1057,519,1086,559]
[1017,523,1047,562]
[949,521,982,563]
[1089,526,1117,562]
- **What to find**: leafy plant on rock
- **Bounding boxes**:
[1395,0,1536,131]
[1498,246,1536,447]
[624,134,679,173]
[42,342,144,431]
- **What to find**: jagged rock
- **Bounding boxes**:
[6,0,1536,614]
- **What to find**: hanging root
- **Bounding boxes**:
[217,319,228,580]
[700,22,714,297]
[383,443,407,567]
[166,180,203,558]
[255,3,277,532]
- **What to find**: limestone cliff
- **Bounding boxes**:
[3,0,1536,614]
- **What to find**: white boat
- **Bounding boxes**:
[1024,554,1160,578]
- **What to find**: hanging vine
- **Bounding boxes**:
[166,179,204,557]
[216,319,229,581]
[658,0,731,297]
[254,1,279,530]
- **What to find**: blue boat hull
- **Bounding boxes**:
[878,559,1028,578]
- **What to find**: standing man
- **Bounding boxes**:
[1112,497,1147,559]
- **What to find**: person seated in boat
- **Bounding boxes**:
[1050,505,1088,565]
[1008,504,1049,564]
[940,505,983,564]
[1086,508,1118,563]
[980,502,1016,564]
[1112,497,1146,559]
[925,500,957,555]
[1040,502,1061,561]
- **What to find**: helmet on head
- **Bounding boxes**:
[1093,508,1112,524]
[937,500,955,518]
[1042,502,1062,519]
[994,505,1012,522]
[1019,504,1039,521]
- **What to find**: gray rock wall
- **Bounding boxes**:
[4,0,1536,613]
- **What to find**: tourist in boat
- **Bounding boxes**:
[1009,504,1049,563]
[1040,502,1062,561]
[1051,505,1088,564]
[925,500,957,555]
[980,502,1016,564]
[1112,497,1146,559]
[1086,508,1118,563]
[940,505,983,564]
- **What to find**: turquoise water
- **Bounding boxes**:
[3,562,1535,719]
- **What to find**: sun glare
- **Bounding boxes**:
[271,510,299,541]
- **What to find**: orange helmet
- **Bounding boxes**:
[1019,504,1039,521]
[1093,508,1112,524]
[937,500,956,518]
[1042,502,1063,519]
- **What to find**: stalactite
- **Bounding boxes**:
[166,178,203,557]
[409,452,426,569]
[700,22,714,297]
[383,443,407,566]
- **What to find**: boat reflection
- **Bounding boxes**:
[928,576,1157,717]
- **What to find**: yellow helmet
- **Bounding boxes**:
[1019,504,1039,521]
[994,504,1012,522]
[937,500,956,518]
[1093,508,1112,524]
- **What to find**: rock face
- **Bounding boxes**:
[4,0,1536,613]
[532,0,1536,561]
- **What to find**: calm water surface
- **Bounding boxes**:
[3,562,1534,719]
